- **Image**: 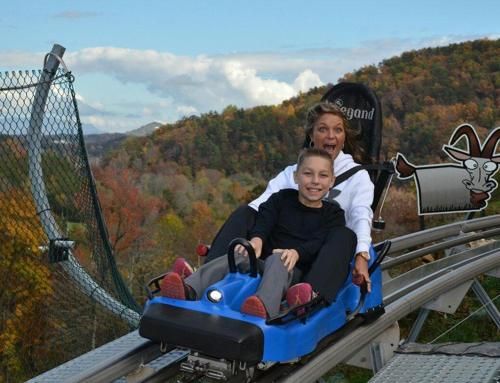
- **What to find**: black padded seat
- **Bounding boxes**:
[139,303,264,363]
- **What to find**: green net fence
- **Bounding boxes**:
[0,65,140,382]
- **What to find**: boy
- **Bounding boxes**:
[161,148,346,318]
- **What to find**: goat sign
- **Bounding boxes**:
[396,124,500,215]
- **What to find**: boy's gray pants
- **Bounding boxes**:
[185,253,297,317]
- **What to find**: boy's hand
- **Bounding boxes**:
[235,237,262,258]
[352,255,371,292]
[250,237,263,258]
[273,248,299,272]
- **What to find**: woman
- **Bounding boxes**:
[205,101,373,303]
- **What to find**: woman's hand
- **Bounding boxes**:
[352,253,371,292]
[273,248,299,272]
[235,237,262,258]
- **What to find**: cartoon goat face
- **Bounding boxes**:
[443,124,500,193]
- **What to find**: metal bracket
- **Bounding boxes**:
[48,238,75,263]
[344,321,400,371]
[423,280,473,314]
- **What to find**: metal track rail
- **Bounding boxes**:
[382,227,500,270]
[385,215,500,255]
[278,248,500,382]
[384,244,499,304]
[28,332,161,383]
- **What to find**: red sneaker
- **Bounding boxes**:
[241,295,268,319]
[160,272,187,300]
[172,257,194,278]
[286,283,313,307]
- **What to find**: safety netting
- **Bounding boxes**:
[0,67,139,382]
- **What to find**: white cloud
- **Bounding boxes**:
[176,105,199,117]
[0,52,42,69]
[65,47,301,109]
[85,115,132,132]
[75,93,105,111]
[293,69,323,92]
[222,60,296,104]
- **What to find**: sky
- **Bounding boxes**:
[1,0,499,134]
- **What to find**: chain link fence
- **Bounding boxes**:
[0,64,139,381]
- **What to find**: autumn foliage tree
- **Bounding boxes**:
[0,191,56,382]
[92,165,166,294]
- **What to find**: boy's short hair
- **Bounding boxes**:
[297,148,334,172]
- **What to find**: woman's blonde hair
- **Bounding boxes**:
[304,101,364,163]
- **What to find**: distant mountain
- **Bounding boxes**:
[84,133,127,162]
[82,122,163,160]
[82,123,103,135]
[126,122,163,137]
[82,122,162,137]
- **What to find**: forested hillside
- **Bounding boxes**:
[346,39,499,160]
[90,39,500,299]
[105,39,499,174]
